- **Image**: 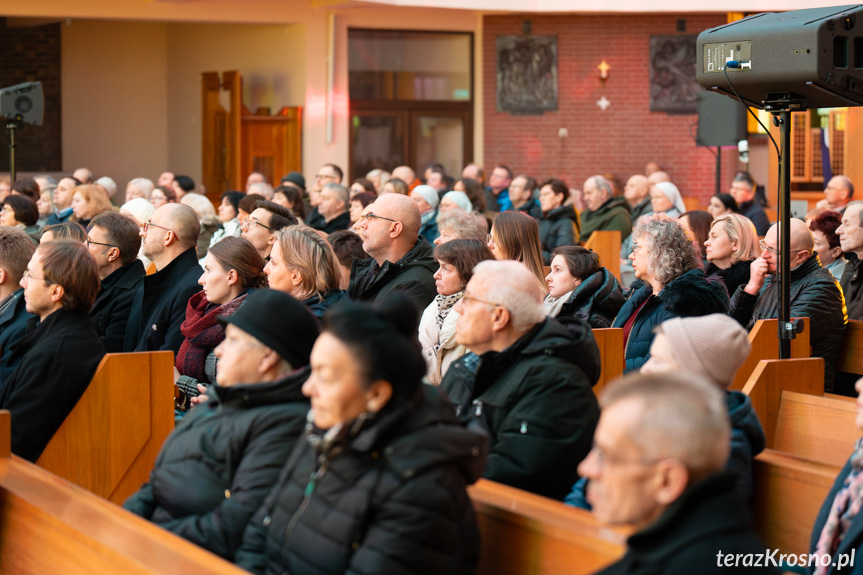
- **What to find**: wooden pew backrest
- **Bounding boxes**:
[0,410,246,575]
[731,318,810,391]
[592,328,624,397]
[772,391,859,468]
[741,357,824,448]
[469,479,627,575]
[752,449,840,557]
[583,230,621,284]
[36,351,174,505]
[838,319,863,375]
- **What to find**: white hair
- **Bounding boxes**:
[181,193,216,219]
[96,176,118,198]
[248,182,274,200]
[127,177,154,199]
[473,260,545,332]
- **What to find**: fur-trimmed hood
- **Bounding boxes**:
[660,268,730,317]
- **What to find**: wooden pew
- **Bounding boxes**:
[592,328,624,396]
[36,351,174,505]
[752,449,840,557]
[0,411,247,575]
[583,230,621,283]
[730,317,810,391]
[837,319,863,376]
[469,479,628,575]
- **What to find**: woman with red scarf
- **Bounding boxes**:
[174,236,267,413]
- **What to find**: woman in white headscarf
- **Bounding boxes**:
[439,191,473,213]
[649,182,686,218]
[410,185,440,243]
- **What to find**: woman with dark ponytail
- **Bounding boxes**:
[174,235,267,411]
[235,297,489,575]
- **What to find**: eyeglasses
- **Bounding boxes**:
[359,212,398,224]
[86,239,116,250]
[462,291,501,308]
[588,444,664,469]
[315,173,336,181]
[631,242,645,253]
[22,269,52,284]
[486,233,496,247]
[242,217,274,232]
[758,239,807,256]
[143,221,174,235]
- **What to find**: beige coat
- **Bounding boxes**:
[418,298,467,385]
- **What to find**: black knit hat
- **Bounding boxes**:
[219,289,319,367]
[281,172,306,191]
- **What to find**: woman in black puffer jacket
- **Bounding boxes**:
[612,214,730,372]
[537,179,580,264]
[234,298,489,575]
[544,245,624,328]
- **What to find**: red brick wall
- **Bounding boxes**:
[484,13,741,205]
[0,20,62,173]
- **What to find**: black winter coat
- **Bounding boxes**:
[1,308,105,461]
[538,205,579,264]
[597,472,779,575]
[704,259,752,301]
[348,237,437,320]
[90,260,146,353]
[123,368,311,560]
[730,255,846,391]
[0,288,35,389]
[302,290,348,319]
[840,252,863,321]
[555,268,624,328]
[124,247,203,353]
[612,268,730,372]
[234,385,488,575]
[441,318,600,500]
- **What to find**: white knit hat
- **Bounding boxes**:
[658,314,751,388]
[412,185,439,209]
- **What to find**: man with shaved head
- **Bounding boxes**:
[441,260,600,499]
[391,165,419,191]
[123,203,203,353]
[349,193,436,317]
[730,218,846,390]
[624,174,652,222]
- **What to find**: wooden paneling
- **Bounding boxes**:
[592,328,623,397]
[730,318,810,391]
[583,230,620,284]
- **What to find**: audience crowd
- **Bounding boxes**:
[2,161,862,574]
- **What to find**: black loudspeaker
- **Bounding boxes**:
[696,90,747,146]
[697,5,863,109]
[0,82,43,126]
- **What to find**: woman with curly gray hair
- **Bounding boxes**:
[612,214,730,371]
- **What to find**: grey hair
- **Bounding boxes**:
[323,182,350,210]
[128,177,154,199]
[248,182,274,200]
[633,214,699,286]
[181,193,216,219]
[474,260,545,332]
[436,209,488,241]
[847,200,863,226]
[601,371,730,482]
[95,176,118,198]
[34,174,57,186]
[366,169,391,187]
[591,175,614,201]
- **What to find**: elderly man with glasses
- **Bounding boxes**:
[348,193,437,319]
[730,217,846,392]
[440,259,600,500]
[123,203,203,353]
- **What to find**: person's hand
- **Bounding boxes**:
[744,257,769,295]
[815,198,832,211]
[189,384,209,408]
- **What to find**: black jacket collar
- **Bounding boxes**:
[211,365,310,409]
[101,259,146,291]
[144,247,199,290]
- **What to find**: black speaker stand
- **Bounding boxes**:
[5,118,19,183]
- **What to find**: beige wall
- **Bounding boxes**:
[165,22,306,185]
[61,20,169,189]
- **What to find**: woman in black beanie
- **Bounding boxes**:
[235,296,489,575]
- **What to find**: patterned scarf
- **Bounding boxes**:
[175,291,247,382]
[814,437,863,574]
[436,292,463,329]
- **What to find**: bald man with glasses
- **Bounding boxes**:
[349,193,436,319]
[123,203,203,353]
[729,218,846,391]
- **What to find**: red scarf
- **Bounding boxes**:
[175,291,247,382]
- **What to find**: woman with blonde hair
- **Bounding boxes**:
[264,225,346,316]
[487,211,547,293]
[703,213,761,297]
[70,184,113,228]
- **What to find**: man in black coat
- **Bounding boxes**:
[583,373,779,575]
[124,290,320,560]
[124,203,203,353]
[441,260,600,500]
[87,211,146,353]
[349,193,437,319]
[2,240,104,462]
[837,202,863,321]
[0,227,36,388]
[311,183,351,234]
[730,218,846,391]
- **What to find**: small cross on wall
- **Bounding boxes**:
[597,96,611,111]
